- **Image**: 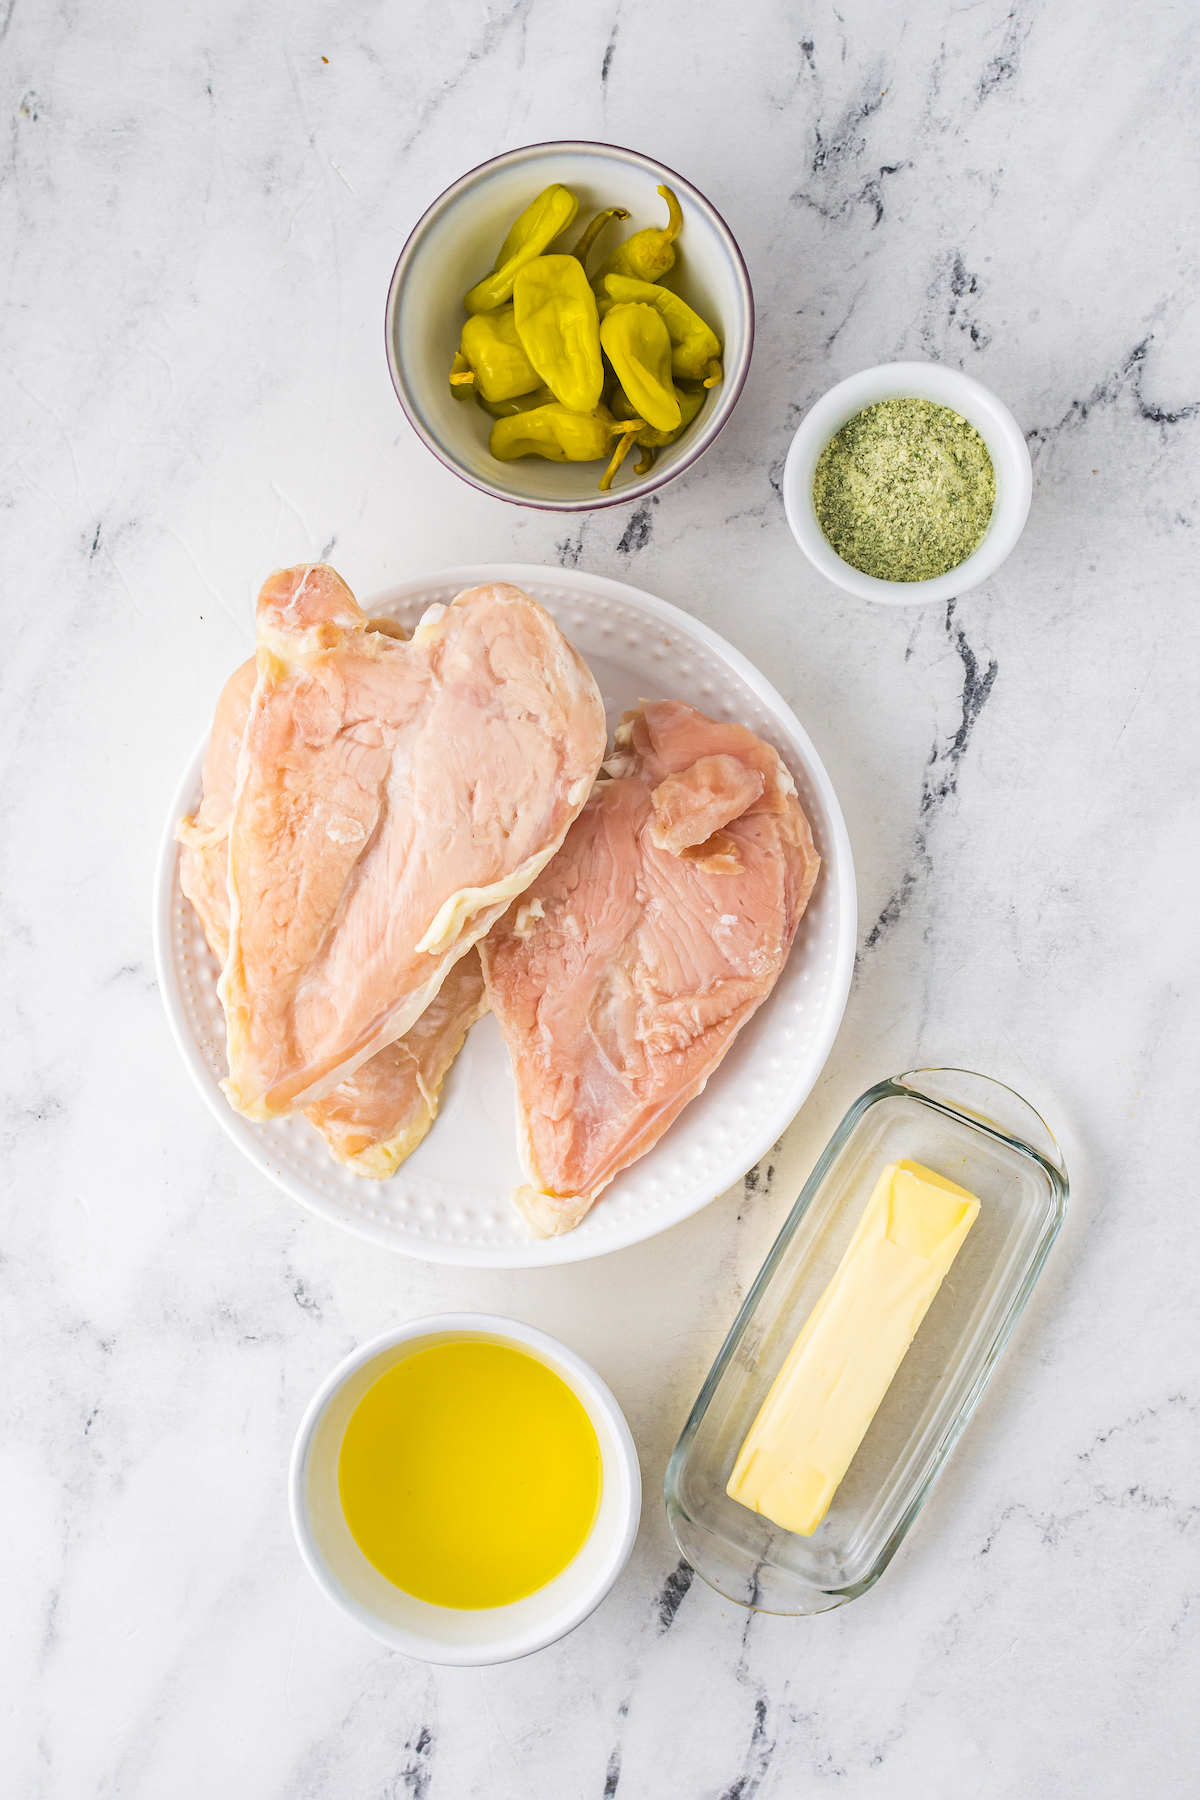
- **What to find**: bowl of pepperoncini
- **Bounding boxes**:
[386,142,754,510]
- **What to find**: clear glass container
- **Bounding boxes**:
[664,1069,1068,1614]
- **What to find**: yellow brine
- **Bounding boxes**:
[338,1339,602,1609]
[727,1160,981,1537]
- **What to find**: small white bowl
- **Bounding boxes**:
[385,141,754,511]
[289,1314,641,1665]
[783,361,1032,605]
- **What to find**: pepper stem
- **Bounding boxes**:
[598,421,646,492]
[449,352,475,392]
[635,445,657,476]
[703,358,723,388]
[657,185,684,245]
[572,207,630,271]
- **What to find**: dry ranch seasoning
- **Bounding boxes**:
[812,398,995,582]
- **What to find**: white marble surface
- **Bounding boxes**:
[3,0,1197,1793]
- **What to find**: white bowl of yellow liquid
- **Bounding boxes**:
[290,1314,641,1665]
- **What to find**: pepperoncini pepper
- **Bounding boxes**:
[449,306,542,403]
[599,274,723,387]
[512,255,604,414]
[571,207,629,267]
[613,379,706,443]
[474,383,556,420]
[592,186,683,287]
[612,379,706,471]
[489,401,647,491]
[599,303,681,433]
[463,184,579,315]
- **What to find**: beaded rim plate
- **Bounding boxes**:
[152,565,857,1268]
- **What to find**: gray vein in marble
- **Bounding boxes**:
[737,1138,783,1239]
[790,75,892,226]
[863,600,998,954]
[395,0,535,158]
[287,1270,324,1319]
[1027,337,1200,452]
[976,5,1031,105]
[654,1557,696,1633]
[555,523,587,568]
[397,1724,435,1799]
[921,601,1000,816]
[614,498,656,557]
[600,1697,628,1798]
[716,1696,774,1800]
[600,19,619,88]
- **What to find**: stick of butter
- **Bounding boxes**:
[727,1160,981,1537]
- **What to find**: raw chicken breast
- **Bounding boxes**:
[649,754,764,854]
[176,616,407,963]
[177,656,257,961]
[481,700,822,1237]
[221,566,606,1120]
[175,622,491,1177]
[304,948,488,1178]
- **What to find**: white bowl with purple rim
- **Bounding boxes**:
[783,361,1033,604]
[385,141,754,511]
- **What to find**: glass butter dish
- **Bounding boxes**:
[664,1069,1068,1614]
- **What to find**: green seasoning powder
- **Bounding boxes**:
[812,398,996,582]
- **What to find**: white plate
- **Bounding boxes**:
[153,565,856,1268]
